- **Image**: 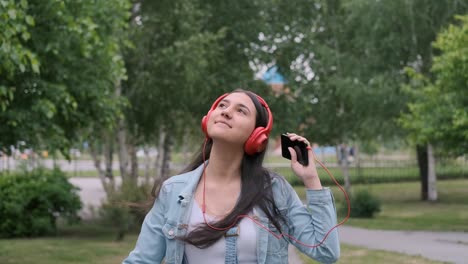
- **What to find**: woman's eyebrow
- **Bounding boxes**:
[238,103,252,114]
[220,99,252,113]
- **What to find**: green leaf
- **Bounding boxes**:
[31,59,40,73]
[7,9,16,19]
[25,15,35,26]
[21,31,30,41]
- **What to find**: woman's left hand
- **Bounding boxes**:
[286,133,323,190]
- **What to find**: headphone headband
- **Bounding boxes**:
[201,91,273,155]
[254,94,273,136]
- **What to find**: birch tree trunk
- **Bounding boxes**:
[355,144,361,179]
[160,132,173,181]
[104,131,114,180]
[117,118,129,180]
[337,144,351,193]
[154,127,165,177]
[128,139,138,184]
[143,146,151,185]
[89,139,115,195]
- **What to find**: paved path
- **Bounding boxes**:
[339,226,468,264]
[70,177,468,264]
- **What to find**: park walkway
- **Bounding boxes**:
[70,177,468,264]
[339,226,468,264]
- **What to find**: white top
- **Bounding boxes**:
[184,201,257,264]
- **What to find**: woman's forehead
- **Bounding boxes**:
[223,93,255,110]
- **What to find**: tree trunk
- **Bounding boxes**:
[355,144,361,179]
[117,118,129,179]
[337,144,351,193]
[154,127,165,177]
[104,131,114,179]
[89,140,115,195]
[160,132,173,181]
[143,146,151,185]
[427,143,438,201]
[416,144,428,200]
[128,139,138,183]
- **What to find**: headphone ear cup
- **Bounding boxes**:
[244,127,267,155]
[201,115,209,136]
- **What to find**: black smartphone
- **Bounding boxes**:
[281,134,309,166]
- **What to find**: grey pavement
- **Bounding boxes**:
[69,177,468,264]
[339,226,468,264]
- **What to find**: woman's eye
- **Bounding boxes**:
[218,103,226,108]
[238,108,246,114]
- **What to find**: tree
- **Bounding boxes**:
[400,15,468,200]
[247,0,410,192]
[110,0,280,187]
[246,0,468,195]
[0,0,130,157]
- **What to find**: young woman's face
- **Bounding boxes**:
[207,92,257,147]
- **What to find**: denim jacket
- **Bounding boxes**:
[123,163,340,264]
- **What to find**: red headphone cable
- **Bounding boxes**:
[200,138,351,248]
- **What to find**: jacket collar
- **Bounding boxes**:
[178,162,206,202]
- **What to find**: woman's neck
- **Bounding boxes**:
[206,141,243,184]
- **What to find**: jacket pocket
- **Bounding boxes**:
[266,223,289,255]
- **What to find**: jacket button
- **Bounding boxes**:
[168,230,174,236]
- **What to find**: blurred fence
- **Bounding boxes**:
[266,155,468,186]
[1,151,467,187]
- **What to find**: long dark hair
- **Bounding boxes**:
[178,90,287,248]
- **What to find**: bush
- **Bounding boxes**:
[0,168,82,238]
[99,180,150,241]
[344,189,381,218]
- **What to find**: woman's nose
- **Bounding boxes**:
[221,108,232,119]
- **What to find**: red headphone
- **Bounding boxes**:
[201,92,273,155]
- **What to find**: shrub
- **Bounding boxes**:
[99,180,150,241]
[344,189,381,218]
[0,168,82,238]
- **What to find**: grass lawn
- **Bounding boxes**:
[298,244,444,264]
[295,179,468,231]
[0,223,447,264]
[0,223,137,264]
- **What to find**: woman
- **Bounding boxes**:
[123,89,340,264]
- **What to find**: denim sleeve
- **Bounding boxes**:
[122,184,169,264]
[285,181,340,263]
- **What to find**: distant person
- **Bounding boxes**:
[123,89,340,264]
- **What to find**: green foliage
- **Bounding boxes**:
[0,0,37,112]
[0,167,82,238]
[99,181,150,240]
[0,0,130,155]
[345,189,381,218]
[0,0,38,77]
[122,0,272,146]
[249,0,468,149]
[400,15,468,154]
